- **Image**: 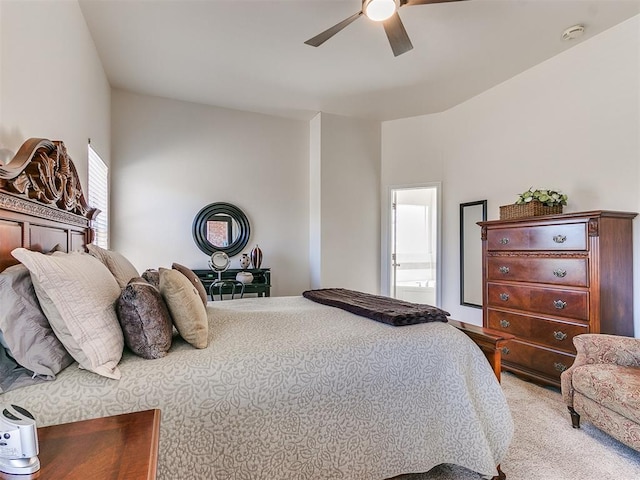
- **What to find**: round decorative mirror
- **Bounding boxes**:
[192,202,250,257]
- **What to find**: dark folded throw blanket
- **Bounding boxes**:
[302,288,450,326]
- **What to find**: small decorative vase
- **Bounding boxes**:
[236,271,254,284]
[250,244,263,269]
[239,254,251,270]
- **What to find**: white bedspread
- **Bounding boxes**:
[1,296,513,479]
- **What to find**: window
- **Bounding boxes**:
[87,143,109,249]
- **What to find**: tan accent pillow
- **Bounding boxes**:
[159,268,208,349]
[172,263,207,305]
[86,244,139,288]
[11,248,124,379]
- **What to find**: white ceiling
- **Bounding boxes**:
[78,0,640,121]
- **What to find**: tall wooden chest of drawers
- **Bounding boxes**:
[479,210,637,387]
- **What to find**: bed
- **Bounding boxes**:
[0,139,513,479]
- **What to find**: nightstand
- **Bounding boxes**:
[0,409,161,480]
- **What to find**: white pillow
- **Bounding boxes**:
[86,244,139,288]
[11,248,124,379]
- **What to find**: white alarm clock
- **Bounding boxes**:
[0,404,40,475]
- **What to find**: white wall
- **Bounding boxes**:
[309,113,381,294]
[111,90,310,296]
[309,114,322,289]
[382,15,640,334]
[0,0,110,183]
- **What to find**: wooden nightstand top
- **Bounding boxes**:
[1,409,160,480]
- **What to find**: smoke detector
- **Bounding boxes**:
[562,24,585,41]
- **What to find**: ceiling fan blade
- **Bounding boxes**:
[304,11,363,47]
[383,12,413,57]
[401,0,467,6]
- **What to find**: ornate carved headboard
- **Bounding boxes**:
[0,138,97,271]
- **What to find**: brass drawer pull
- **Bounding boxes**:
[554,362,568,372]
[499,238,510,245]
[499,266,510,274]
[553,300,567,309]
[500,319,510,328]
[499,293,510,301]
[501,347,510,355]
[553,269,567,278]
[553,235,567,244]
[553,331,568,341]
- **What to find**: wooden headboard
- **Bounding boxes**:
[0,138,97,271]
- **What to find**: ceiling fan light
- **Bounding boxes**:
[364,0,397,22]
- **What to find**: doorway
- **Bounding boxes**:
[388,185,440,306]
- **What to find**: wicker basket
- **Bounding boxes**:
[499,201,563,220]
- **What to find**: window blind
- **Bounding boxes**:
[88,144,109,249]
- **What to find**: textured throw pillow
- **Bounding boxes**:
[172,263,207,305]
[11,248,124,379]
[86,244,139,288]
[116,277,173,359]
[0,264,74,377]
[142,269,160,288]
[159,268,208,349]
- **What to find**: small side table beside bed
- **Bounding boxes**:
[0,409,160,480]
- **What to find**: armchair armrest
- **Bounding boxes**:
[561,334,640,406]
[572,334,640,367]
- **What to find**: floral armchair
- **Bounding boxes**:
[560,334,640,451]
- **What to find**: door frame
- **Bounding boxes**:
[381,182,442,306]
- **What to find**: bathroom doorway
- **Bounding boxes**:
[388,185,440,306]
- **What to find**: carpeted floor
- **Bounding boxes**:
[397,372,640,480]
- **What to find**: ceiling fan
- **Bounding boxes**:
[304,0,466,57]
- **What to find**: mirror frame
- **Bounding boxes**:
[192,202,250,257]
[460,200,487,308]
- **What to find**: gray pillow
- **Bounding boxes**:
[0,342,48,393]
[0,264,74,377]
[116,278,173,359]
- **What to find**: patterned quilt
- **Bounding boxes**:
[0,296,513,479]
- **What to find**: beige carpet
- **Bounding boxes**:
[398,372,640,480]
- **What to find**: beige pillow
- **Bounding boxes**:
[172,263,207,305]
[86,244,139,288]
[11,248,124,379]
[159,268,208,349]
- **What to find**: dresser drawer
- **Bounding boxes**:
[487,309,587,353]
[487,283,588,320]
[501,339,575,379]
[487,223,587,251]
[486,256,588,287]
